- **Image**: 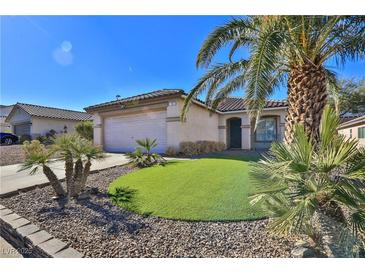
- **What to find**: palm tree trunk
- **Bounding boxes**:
[64,155,75,197]
[80,160,92,192]
[73,159,83,196]
[42,165,66,197]
[285,63,327,144]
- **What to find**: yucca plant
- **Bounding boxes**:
[20,140,66,197]
[127,138,166,168]
[182,16,365,144]
[250,106,365,256]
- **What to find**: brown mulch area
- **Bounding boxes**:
[0,145,25,166]
[0,165,299,258]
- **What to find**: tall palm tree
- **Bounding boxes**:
[182,16,365,144]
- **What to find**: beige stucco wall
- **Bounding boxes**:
[338,124,365,147]
[31,117,80,137]
[0,117,12,132]
[218,108,286,149]
[90,96,287,152]
[7,108,32,135]
[7,108,31,125]
[92,113,103,146]
[166,98,219,149]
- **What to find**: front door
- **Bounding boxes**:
[229,119,242,148]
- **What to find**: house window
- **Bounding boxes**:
[256,117,277,142]
[358,127,365,139]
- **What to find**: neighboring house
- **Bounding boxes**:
[0,105,14,132]
[85,89,287,152]
[6,103,92,138]
[338,115,365,147]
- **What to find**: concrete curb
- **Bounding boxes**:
[0,204,83,258]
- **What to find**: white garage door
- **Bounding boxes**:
[104,110,167,153]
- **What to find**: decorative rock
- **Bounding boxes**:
[16,224,40,237]
[77,193,90,200]
[38,238,68,256]
[53,247,83,258]
[291,246,317,258]
[1,165,301,258]
[26,230,53,246]
[294,239,311,248]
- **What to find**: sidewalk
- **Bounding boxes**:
[0,153,129,196]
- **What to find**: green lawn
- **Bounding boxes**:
[108,156,265,221]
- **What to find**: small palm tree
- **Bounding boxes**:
[21,135,105,200]
[136,138,158,155]
[250,106,365,256]
[54,134,105,196]
[182,16,365,144]
[20,140,66,197]
[76,138,105,193]
[127,138,165,168]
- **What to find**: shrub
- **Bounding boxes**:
[127,138,166,168]
[46,129,57,139]
[165,146,177,157]
[19,134,32,144]
[75,121,93,140]
[180,141,225,156]
[179,141,199,157]
[36,134,55,145]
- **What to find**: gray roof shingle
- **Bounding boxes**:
[85,89,288,112]
[14,103,92,121]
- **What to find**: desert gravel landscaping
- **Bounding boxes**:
[0,165,299,258]
[0,145,25,166]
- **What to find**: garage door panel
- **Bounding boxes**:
[104,111,167,153]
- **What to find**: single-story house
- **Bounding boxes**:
[85,89,287,152]
[338,115,365,147]
[6,103,92,138]
[0,105,14,132]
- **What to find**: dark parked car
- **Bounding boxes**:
[0,132,19,145]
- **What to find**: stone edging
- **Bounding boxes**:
[0,204,83,258]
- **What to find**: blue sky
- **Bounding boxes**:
[1,16,364,111]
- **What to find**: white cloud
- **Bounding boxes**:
[128,66,133,72]
[53,40,73,66]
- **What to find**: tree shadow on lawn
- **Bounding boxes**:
[37,190,149,236]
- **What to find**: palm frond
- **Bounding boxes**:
[197,17,256,68]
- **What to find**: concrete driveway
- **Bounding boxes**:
[0,153,129,196]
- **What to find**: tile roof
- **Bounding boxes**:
[338,114,365,129]
[0,105,14,117]
[85,89,288,112]
[13,103,92,121]
[217,98,288,112]
[85,89,185,111]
